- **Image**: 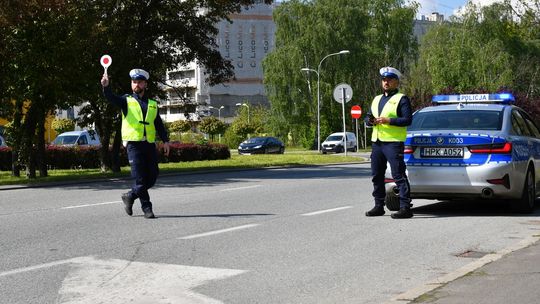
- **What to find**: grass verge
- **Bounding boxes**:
[0,153,365,186]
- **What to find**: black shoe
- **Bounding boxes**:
[391,208,413,219]
[121,193,134,216]
[365,206,385,217]
[143,208,155,219]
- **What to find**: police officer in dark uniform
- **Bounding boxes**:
[365,67,413,219]
[101,69,170,219]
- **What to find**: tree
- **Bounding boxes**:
[169,120,192,134]
[263,0,417,148]
[408,0,540,121]
[51,118,75,135]
[0,0,273,177]
[199,116,227,141]
[0,1,93,178]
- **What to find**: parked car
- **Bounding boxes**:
[384,93,540,213]
[321,132,357,153]
[0,134,6,147]
[238,136,285,155]
[51,130,101,146]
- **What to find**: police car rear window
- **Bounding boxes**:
[409,110,503,131]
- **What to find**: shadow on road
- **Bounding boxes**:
[153,213,275,219]
[412,199,540,218]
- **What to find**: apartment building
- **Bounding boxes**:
[160,1,277,123]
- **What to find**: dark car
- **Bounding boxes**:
[238,136,285,155]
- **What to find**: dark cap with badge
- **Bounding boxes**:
[379,66,402,80]
[129,69,150,81]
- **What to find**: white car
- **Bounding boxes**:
[52,130,101,146]
[321,132,357,153]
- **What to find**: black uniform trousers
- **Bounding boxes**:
[371,140,412,209]
[126,141,159,210]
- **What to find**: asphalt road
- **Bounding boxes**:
[1,163,539,304]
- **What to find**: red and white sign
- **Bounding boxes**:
[351,105,362,119]
[100,55,112,75]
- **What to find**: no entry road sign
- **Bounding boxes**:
[351,105,362,119]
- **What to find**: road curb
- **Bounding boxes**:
[384,234,540,303]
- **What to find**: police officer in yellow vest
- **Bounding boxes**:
[101,69,170,219]
[364,67,413,219]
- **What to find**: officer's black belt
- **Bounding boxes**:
[139,121,150,125]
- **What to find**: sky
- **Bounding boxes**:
[414,0,502,19]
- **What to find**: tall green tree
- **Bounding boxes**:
[199,116,226,141]
[0,0,272,176]
[263,0,417,149]
[0,1,92,177]
[408,0,540,114]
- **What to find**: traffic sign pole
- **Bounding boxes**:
[333,83,353,156]
[356,118,359,151]
[341,87,347,156]
[350,105,362,151]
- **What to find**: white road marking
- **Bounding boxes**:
[0,258,77,277]
[179,224,260,240]
[220,185,261,192]
[301,206,353,216]
[2,256,245,303]
[61,201,120,210]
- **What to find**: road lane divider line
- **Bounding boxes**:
[220,185,261,192]
[178,224,260,240]
[0,258,78,277]
[301,206,353,216]
[61,201,120,210]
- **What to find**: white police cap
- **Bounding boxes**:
[379,66,402,80]
[129,69,150,81]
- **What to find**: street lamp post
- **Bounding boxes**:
[209,105,224,120]
[209,105,225,143]
[301,50,350,153]
[235,103,249,124]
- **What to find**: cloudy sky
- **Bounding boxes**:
[414,0,502,18]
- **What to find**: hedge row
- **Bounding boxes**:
[0,142,230,171]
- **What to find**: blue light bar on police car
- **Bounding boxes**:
[432,93,515,104]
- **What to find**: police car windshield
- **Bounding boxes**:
[53,135,78,145]
[409,110,503,131]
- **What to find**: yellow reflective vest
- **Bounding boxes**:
[370,93,407,142]
[121,96,158,143]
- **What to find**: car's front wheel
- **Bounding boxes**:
[385,194,400,211]
[514,167,535,213]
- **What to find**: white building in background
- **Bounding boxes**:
[413,12,445,42]
[160,1,277,123]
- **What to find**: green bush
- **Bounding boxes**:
[0,143,230,171]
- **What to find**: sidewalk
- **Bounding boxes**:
[390,235,540,303]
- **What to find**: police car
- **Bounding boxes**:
[385,93,540,213]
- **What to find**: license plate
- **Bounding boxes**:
[421,147,464,158]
